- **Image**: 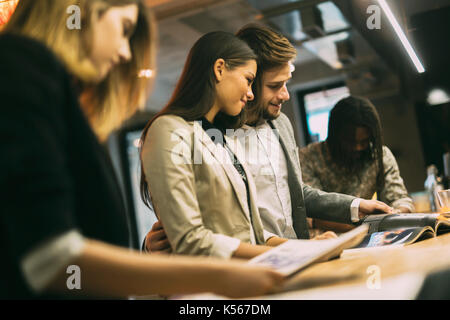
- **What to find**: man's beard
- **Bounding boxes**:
[262,104,280,121]
[246,102,282,126]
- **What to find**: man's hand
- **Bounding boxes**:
[359,199,393,219]
[311,231,338,240]
[144,220,172,254]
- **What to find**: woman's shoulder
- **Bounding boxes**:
[143,115,196,154]
[0,34,72,119]
[0,33,67,76]
[146,115,195,143]
[0,33,70,108]
[151,114,193,130]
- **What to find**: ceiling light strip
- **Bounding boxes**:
[378,0,425,73]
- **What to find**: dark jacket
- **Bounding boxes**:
[0,34,130,299]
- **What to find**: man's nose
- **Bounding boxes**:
[278,84,290,101]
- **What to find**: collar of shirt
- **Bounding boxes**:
[242,121,297,239]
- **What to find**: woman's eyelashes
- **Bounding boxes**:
[123,20,135,38]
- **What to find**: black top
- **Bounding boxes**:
[0,34,130,299]
[198,117,248,180]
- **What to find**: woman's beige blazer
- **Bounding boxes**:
[141,115,267,258]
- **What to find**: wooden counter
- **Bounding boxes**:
[269,233,450,299]
[175,233,450,300]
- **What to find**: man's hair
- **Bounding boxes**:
[327,96,385,196]
[236,24,296,125]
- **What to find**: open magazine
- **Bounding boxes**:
[346,213,450,250]
[247,224,368,277]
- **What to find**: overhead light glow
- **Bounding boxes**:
[427,89,450,106]
[0,0,19,27]
[378,0,425,73]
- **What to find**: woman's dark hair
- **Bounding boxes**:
[139,31,257,208]
[326,96,385,196]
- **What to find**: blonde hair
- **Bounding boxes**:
[4,0,156,140]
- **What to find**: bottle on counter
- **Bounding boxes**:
[443,152,450,189]
[424,165,444,212]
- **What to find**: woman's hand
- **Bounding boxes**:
[144,220,172,254]
[216,263,285,298]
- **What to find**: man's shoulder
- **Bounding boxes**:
[270,112,295,138]
[272,112,292,126]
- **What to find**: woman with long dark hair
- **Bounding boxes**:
[0,0,283,299]
[300,96,414,235]
[140,31,291,259]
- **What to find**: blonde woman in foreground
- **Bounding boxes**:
[0,0,283,299]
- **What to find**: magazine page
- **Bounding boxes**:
[436,214,450,235]
[351,227,434,249]
[247,225,368,277]
[362,213,440,233]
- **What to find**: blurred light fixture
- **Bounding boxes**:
[0,0,19,27]
[317,1,350,33]
[300,6,325,39]
[336,37,355,66]
[377,0,425,73]
[133,138,141,148]
[427,88,450,106]
[303,32,349,69]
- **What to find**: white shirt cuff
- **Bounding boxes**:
[210,234,241,259]
[350,198,362,223]
[263,229,278,243]
[20,230,86,293]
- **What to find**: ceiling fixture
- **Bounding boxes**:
[300,6,325,39]
[427,89,450,106]
[0,0,19,27]
[303,31,349,70]
[377,0,425,73]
